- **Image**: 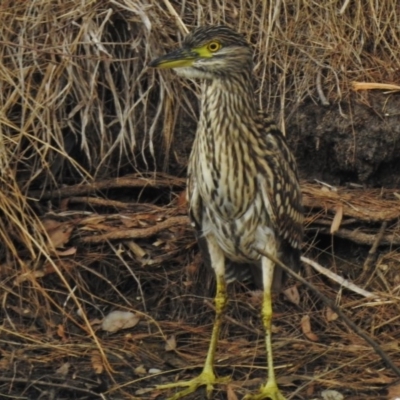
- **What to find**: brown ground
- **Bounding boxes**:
[2,1,400,399]
[1,94,400,400]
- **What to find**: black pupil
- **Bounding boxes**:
[210,43,217,50]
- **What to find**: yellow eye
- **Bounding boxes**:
[207,41,221,52]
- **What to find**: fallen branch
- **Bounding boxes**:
[29,174,185,200]
[302,184,400,222]
[300,256,380,300]
[80,215,190,243]
[68,196,167,211]
[352,82,400,91]
[316,227,400,246]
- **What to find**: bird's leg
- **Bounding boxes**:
[156,237,230,400]
[244,247,286,400]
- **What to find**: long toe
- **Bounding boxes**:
[156,370,230,400]
[243,381,286,400]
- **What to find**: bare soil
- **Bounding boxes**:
[289,92,400,188]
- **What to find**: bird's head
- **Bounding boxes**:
[149,26,252,80]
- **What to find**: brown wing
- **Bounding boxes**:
[256,113,303,252]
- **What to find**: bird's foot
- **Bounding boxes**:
[243,380,286,400]
[156,368,230,400]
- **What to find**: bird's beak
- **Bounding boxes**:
[149,48,197,69]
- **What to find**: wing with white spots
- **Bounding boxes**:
[257,115,303,252]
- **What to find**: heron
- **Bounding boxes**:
[149,25,303,400]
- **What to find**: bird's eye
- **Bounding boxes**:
[207,41,221,52]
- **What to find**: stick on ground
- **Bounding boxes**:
[255,247,400,378]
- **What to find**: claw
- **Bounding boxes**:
[243,381,286,400]
[156,369,230,400]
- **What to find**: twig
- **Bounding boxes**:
[0,376,102,397]
[352,82,400,91]
[69,196,137,209]
[162,0,188,34]
[80,216,190,243]
[339,0,352,15]
[313,179,337,191]
[363,221,388,273]
[301,256,380,300]
[316,69,330,106]
[255,247,400,378]
[28,175,185,200]
[302,184,400,222]
[317,227,400,246]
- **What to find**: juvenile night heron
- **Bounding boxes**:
[149,26,303,400]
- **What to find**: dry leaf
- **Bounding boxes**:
[120,218,141,228]
[283,285,300,305]
[101,310,140,333]
[46,222,74,248]
[321,389,344,400]
[301,315,319,342]
[0,356,10,370]
[125,241,146,258]
[13,270,45,285]
[57,324,67,341]
[149,368,162,374]
[343,344,368,352]
[227,384,239,400]
[14,260,76,284]
[165,335,177,351]
[306,382,315,397]
[325,307,339,322]
[41,219,62,231]
[135,388,154,396]
[330,205,343,234]
[55,362,70,376]
[134,365,146,375]
[56,247,77,256]
[91,350,104,374]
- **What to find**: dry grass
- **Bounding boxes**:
[1,175,400,398]
[1,0,400,257]
[1,0,400,398]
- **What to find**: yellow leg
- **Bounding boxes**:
[157,238,230,399]
[244,252,286,400]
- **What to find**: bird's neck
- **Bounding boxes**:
[200,72,257,133]
[194,72,259,218]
